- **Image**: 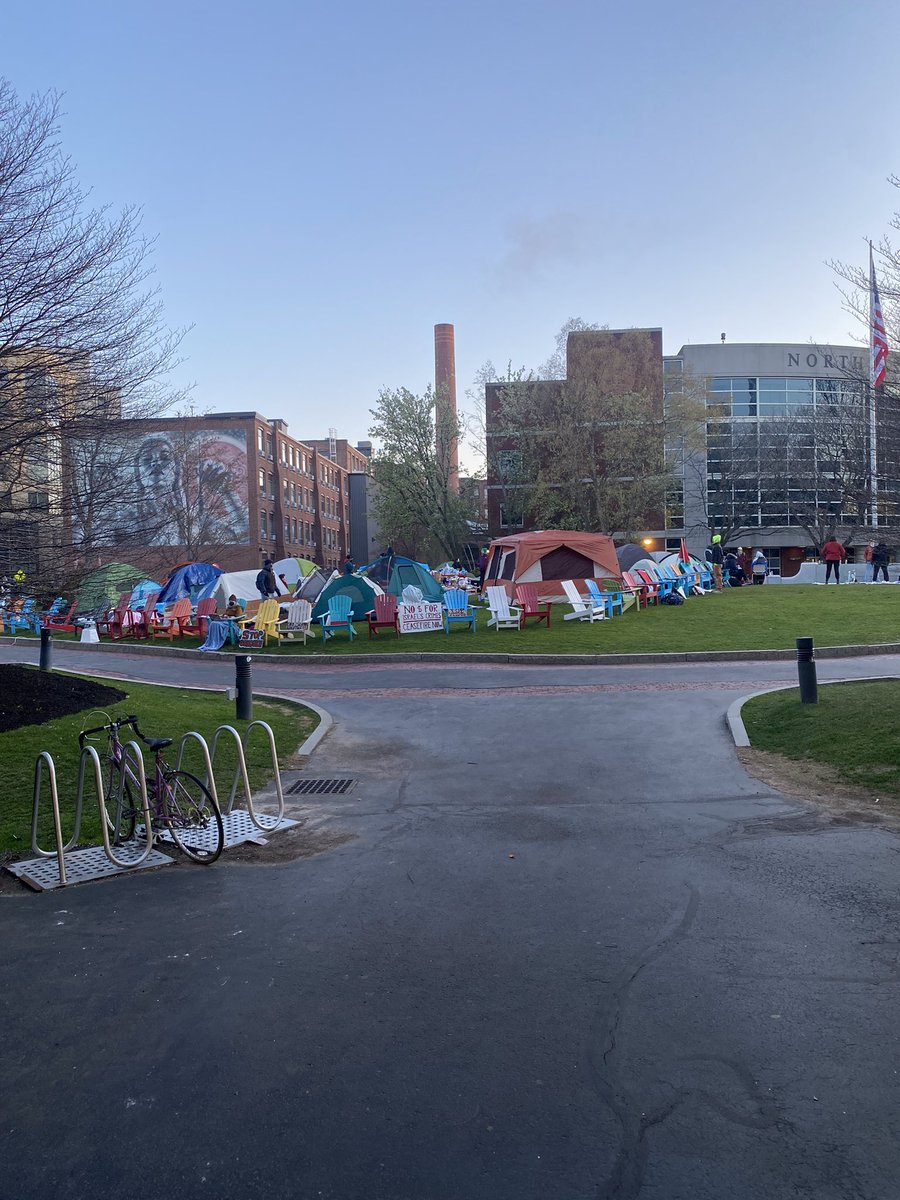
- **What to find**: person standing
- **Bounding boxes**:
[821,537,846,585]
[864,541,875,583]
[477,546,489,592]
[872,542,890,582]
[751,550,768,584]
[709,534,724,591]
[256,559,278,599]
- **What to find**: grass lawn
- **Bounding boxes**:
[0,668,319,855]
[6,586,900,656]
[741,679,900,797]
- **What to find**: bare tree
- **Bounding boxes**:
[0,80,187,576]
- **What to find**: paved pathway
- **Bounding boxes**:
[2,643,900,1199]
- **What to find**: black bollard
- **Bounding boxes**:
[796,636,817,704]
[39,628,53,672]
[235,654,253,721]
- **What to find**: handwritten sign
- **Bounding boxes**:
[399,601,443,634]
[239,628,265,649]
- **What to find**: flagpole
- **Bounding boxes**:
[869,241,879,530]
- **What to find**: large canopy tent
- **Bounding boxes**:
[311,573,383,623]
[363,553,444,603]
[156,563,223,606]
[483,531,622,600]
[77,563,145,614]
[272,556,319,586]
[198,569,290,608]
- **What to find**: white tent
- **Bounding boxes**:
[200,569,290,607]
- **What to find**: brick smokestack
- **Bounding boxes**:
[434,323,459,493]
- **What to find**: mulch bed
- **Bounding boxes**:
[0,664,126,734]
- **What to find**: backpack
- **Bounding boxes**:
[661,591,684,605]
[255,569,268,592]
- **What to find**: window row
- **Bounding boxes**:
[708,377,864,417]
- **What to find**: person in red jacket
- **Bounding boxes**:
[821,537,846,585]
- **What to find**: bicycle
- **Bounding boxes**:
[79,714,224,864]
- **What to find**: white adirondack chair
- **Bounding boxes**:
[275,598,313,644]
[485,585,523,631]
[562,579,605,622]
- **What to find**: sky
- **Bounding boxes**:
[4,0,900,470]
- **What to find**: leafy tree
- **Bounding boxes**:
[369,385,471,561]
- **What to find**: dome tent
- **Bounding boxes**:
[272,556,319,586]
[483,531,621,600]
[77,562,145,614]
[198,569,290,607]
[311,572,383,623]
[362,552,443,603]
[156,562,223,605]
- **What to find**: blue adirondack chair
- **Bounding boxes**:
[318,594,356,642]
[3,599,37,633]
[585,578,624,617]
[443,588,477,634]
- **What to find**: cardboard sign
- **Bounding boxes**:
[399,601,443,634]
[239,628,265,649]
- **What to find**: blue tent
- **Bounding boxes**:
[362,553,443,603]
[128,579,162,609]
[156,563,222,605]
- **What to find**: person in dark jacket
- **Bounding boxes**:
[724,550,744,587]
[872,542,890,582]
[256,560,277,599]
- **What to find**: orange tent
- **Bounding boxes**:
[483,531,621,600]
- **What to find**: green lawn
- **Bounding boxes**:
[0,669,319,854]
[741,679,900,797]
[6,586,900,656]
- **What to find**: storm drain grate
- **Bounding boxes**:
[286,778,355,796]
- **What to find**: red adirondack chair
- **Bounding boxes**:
[182,597,218,638]
[635,569,664,605]
[367,593,400,638]
[43,598,79,632]
[131,592,160,640]
[514,583,551,628]
[96,593,134,640]
[151,597,192,640]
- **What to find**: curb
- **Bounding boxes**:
[5,635,900,668]
[726,674,900,747]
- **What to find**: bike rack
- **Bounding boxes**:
[102,740,156,869]
[176,722,285,832]
[12,744,172,890]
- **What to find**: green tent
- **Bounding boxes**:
[363,553,444,603]
[311,573,383,623]
[77,562,145,614]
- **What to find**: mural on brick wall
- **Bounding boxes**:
[70,426,249,551]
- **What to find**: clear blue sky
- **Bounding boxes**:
[5,0,900,466]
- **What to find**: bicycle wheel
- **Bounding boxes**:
[103,764,136,844]
[162,771,224,864]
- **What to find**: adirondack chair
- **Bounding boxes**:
[44,597,79,632]
[367,593,400,638]
[621,571,650,609]
[181,597,218,638]
[561,580,605,622]
[485,585,522,631]
[276,599,314,645]
[1,600,34,634]
[249,598,282,645]
[443,588,477,634]
[151,597,193,640]
[235,599,260,629]
[96,593,134,639]
[636,568,673,599]
[130,592,160,639]
[515,583,551,628]
[318,594,356,641]
[585,578,624,618]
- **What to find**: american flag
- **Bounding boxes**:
[870,244,888,389]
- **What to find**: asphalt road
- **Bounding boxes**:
[2,643,900,1200]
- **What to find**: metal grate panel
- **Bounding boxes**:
[7,845,174,892]
[286,779,355,796]
[150,809,298,850]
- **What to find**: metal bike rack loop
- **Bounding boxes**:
[31,752,75,886]
[172,730,218,805]
[204,721,284,830]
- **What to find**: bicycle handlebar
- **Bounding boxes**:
[78,714,143,749]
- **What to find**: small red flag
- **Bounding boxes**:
[679,537,690,564]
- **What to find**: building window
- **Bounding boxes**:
[292,518,297,541]
[260,511,267,539]
[267,473,274,498]
[284,518,291,540]
[258,468,266,495]
[27,491,49,510]
[499,505,524,528]
[290,482,296,505]
[258,428,265,454]
[266,434,274,459]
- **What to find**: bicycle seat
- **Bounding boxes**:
[143,736,173,751]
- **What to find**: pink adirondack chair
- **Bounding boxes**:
[621,571,648,610]
[131,592,160,640]
[151,597,192,640]
[367,593,400,638]
[514,583,551,628]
